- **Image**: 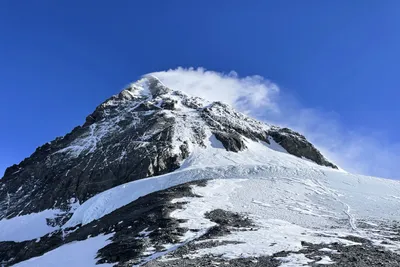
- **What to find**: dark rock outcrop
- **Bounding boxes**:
[213,132,247,152]
[268,127,337,169]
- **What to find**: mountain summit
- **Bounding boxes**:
[1,75,399,267]
[0,75,335,220]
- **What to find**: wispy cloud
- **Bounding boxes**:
[268,100,400,179]
[152,67,400,179]
[151,67,280,115]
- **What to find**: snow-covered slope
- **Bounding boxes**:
[64,136,338,228]
[66,136,400,249]
[1,75,400,267]
[13,234,113,267]
[10,135,400,266]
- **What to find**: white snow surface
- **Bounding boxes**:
[59,133,400,265]
[13,234,114,267]
[64,135,400,236]
[0,209,61,242]
[167,179,364,261]
[64,136,328,228]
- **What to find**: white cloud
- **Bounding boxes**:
[151,67,400,180]
[151,67,280,115]
[268,102,400,179]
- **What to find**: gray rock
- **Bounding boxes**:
[213,131,247,152]
[268,127,338,169]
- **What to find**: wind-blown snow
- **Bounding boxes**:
[151,67,280,113]
[0,209,61,242]
[13,234,114,267]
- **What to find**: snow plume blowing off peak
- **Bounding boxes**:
[149,67,400,179]
[150,67,280,115]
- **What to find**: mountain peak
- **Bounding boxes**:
[92,75,172,114]
[0,76,337,223]
[12,75,400,267]
[118,75,172,102]
[144,75,172,97]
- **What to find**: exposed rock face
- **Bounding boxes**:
[213,132,247,152]
[268,127,337,168]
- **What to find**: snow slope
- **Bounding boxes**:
[0,209,61,242]
[63,134,400,249]
[10,129,400,266]
[63,135,335,228]
[167,178,398,262]
[13,234,114,267]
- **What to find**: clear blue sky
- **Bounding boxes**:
[1,1,399,177]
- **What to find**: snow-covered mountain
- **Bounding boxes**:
[1,75,400,267]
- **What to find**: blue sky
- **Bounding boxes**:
[1,1,399,178]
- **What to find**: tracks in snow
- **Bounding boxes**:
[310,177,359,232]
